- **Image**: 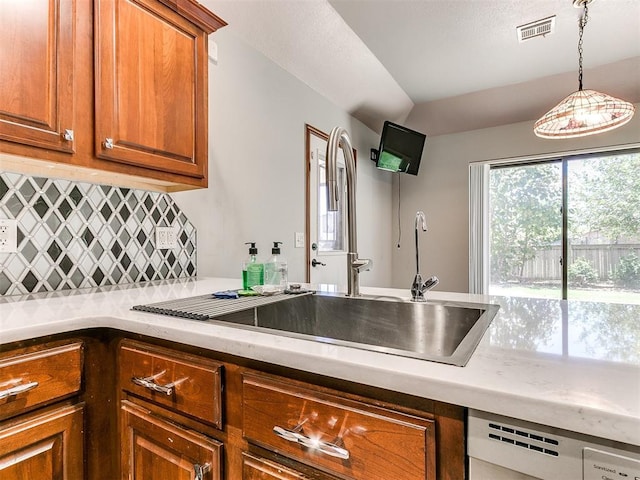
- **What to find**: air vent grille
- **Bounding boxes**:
[488,422,560,457]
[517,16,556,42]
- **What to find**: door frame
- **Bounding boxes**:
[304,124,327,283]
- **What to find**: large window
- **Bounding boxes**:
[484,150,640,304]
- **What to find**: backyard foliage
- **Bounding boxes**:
[490,152,640,291]
[490,163,561,282]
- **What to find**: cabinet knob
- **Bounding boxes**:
[104,137,114,149]
[63,129,74,142]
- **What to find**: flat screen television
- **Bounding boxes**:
[374,121,426,175]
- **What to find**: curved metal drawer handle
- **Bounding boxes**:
[194,463,211,480]
[0,381,39,400]
[273,426,350,460]
[131,370,187,396]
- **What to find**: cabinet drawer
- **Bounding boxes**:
[243,452,312,480]
[119,340,223,428]
[242,373,436,480]
[0,342,83,420]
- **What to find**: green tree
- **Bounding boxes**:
[569,153,640,242]
[490,163,562,283]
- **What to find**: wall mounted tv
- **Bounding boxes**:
[372,121,426,175]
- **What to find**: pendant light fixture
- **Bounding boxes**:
[533,0,635,139]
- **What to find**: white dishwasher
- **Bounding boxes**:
[468,410,640,480]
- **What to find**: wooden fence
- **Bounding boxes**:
[518,244,640,281]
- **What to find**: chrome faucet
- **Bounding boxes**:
[326,126,372,297]
[411,211,439,302]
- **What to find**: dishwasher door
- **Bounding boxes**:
[468,410,640,480]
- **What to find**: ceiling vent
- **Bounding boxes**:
[516,16,556,42]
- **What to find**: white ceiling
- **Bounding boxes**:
[204,0,640,135]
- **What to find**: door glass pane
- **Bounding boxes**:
[317,158,345,252]
[489,162,562,298]
[567,152,640,304]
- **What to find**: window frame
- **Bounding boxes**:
[469,144,640,297]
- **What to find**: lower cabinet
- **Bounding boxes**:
[0,403,84,480]
[115,338,464,480]
[121,401,223,480]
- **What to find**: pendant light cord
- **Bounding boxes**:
[577,2,588,91]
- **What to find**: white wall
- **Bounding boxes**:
[173,30,393,287]
[392,106,640,292]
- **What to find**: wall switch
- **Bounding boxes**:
[0,219,18,253]
[155,226,177,249]
[294,232,305,248]
[208,38,218,64]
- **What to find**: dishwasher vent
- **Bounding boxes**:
[517,16,556,42]
[487,421,559,457]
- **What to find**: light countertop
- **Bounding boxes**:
[1,277,638,446]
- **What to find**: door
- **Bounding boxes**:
[121,400,222,480]
[0,0,75,153]
[305,125,347,288]
[94,0,208,179]
[0,404,84,480]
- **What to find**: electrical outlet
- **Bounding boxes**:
[155,226,177,249]
[0,219,18,253]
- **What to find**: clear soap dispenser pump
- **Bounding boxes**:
[264,241,288,289]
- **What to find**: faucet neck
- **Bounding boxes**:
[327,127,358,255]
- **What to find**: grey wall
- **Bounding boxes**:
[173,30,393,287]
[392,107,640,293]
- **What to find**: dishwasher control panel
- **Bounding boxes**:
[584,447,640,480]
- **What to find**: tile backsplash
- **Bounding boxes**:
[0,172,196,296]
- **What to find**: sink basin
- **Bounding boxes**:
[210,294,499,366]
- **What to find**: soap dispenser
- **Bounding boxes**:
[264,241,288,288]
[242,242,264,289]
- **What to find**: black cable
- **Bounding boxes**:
[397,173,401,248]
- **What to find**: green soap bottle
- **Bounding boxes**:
[242,242,264,289]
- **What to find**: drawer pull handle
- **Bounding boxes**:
[131,371,187,396]
[194,463,211,480]
[273,426,350,460]
[0,381,39,399]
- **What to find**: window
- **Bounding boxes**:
[472,149,640,304]
[317,156,346,252]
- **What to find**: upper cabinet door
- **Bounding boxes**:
[95,0,215,180]
[0,0,75,153]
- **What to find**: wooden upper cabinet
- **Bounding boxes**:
[0,0,75,153]
[95,0,225,182]
[0,0,225,191]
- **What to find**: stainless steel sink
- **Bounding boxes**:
[210,294,499,366]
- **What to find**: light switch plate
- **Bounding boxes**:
[294,232,305,248]
[0,219,18,253]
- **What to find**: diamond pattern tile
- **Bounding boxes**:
[0,173,197,296]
